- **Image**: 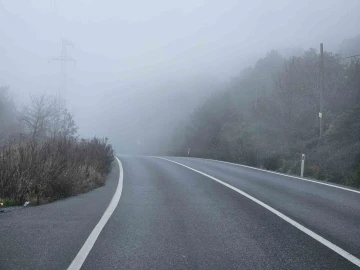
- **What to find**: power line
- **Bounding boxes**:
[302,53,360,63]
[328,54,360,62]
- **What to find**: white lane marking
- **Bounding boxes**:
[187,157,360,195]
[67,157,124,270]
[158,157,360,267]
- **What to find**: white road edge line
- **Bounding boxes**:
[158,157,360,267]
[67,157,124,270]
[192,157,360,195]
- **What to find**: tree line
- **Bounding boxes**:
[169,42,360,188]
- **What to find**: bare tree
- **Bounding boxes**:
[18,93,77,139]
[49,108,78,137]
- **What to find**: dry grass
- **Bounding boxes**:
[0,136,114,205]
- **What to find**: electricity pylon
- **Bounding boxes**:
[51,39,76,101]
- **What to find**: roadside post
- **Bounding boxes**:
[188,148,191,157]
[301,154,305,177]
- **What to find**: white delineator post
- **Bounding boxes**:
[188,148,191,157]
[301,154,305,177]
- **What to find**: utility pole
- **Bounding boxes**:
[51,39,76,101]
[319,43,324,138]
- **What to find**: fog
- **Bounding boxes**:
[1,0,360,154]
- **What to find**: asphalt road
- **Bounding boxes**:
[1,156,360,269]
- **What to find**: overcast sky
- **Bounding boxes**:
[1,0,359,152]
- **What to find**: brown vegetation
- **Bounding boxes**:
[0,136,114,206]
[0,92,114,206]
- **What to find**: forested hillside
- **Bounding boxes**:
[170,37,360,187]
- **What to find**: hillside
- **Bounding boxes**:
[170,38,360,187]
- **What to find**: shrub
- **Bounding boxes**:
[0,136,114,205]
[262,154,282,171]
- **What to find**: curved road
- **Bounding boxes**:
[1,156,360,269]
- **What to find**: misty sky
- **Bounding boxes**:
[1,0,360,152]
